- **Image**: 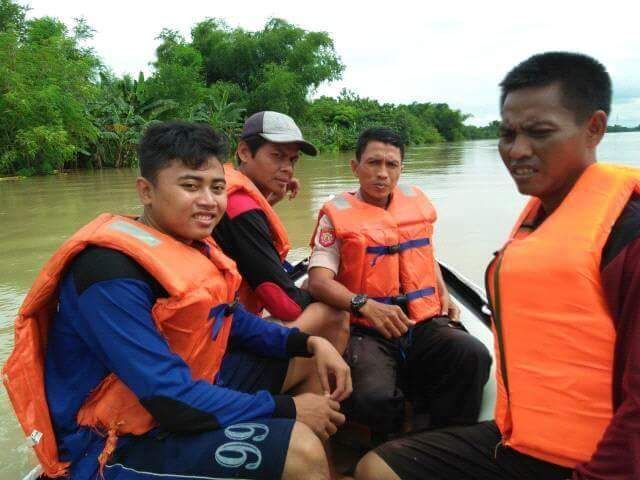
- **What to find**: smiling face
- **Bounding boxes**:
[498,82,605,213]
[136,156,227,244]
[237,141,301,197]
[351,141,402,208]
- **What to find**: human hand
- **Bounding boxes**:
[285,177,300,200]
[293,393,345,441]
[307,336,352,402]
[267,177,301,205]
[440,292,461,322]
[360,300,415,339]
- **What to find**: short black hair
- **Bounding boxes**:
[355,127,405,161]
[499,51,612,123]
[235,134,269,165]
[137,122,229,182]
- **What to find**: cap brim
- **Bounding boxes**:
[259,133,318,156]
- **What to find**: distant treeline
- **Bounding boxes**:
[0,0,498,176]
[608,124,640,133]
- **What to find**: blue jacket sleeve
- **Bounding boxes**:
[74,278,293,432]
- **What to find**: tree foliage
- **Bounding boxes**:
[155,17,344,119]
[0,1,498,176]
[607,124,640,133]
[0,5,100,175]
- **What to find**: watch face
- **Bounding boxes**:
[354,295,367,307]
[351,294,368,313]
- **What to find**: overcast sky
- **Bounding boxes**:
[23,0,640,126]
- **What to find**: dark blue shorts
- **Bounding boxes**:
[216,346,291,394]
[104,419,295,479]
[104,349,294,479]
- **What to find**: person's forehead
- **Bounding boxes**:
[362,141,402,158]
[263,142,301,154]
[501,84,571,124]
[159,157,224,178]
[503,83,564,110]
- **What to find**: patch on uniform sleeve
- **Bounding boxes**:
[318,227,336,247]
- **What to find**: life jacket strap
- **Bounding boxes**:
[282,259,295,273]
[367,237,430,265]
[209,300,239,339]
[372,287,436,306]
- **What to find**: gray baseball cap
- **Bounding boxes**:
[240,111,318,156]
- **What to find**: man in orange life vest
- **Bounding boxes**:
[307,127,492,439]
[213,111,349,350]
[3,122,351,480]
[355,53,640,480]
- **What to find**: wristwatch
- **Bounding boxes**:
[350,294,369,316]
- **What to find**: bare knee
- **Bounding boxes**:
[318,304,350,353]
[327,308,350,353]
[355,451,400,480]
[301,303,350,353]
[282,422,329,480]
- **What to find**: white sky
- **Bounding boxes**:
[23,0,640,126]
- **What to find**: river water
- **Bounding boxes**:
[1,132,639,477]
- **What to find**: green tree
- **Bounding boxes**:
[0,8,100,175]
[0,3,498,174]
[0,0,26,35]
[145,29,208,118]
[153,18,344,117]
[91,72,177,168]
[188,82,246,143]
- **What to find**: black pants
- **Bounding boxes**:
[343,317,492,435]
[375,421,574,480]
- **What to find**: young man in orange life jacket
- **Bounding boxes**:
[355,53,640,480]
[307,127,492,440]
[212,111,349,352]
[3,122,352,480]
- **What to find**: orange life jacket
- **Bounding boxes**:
[2,214,241,478]
[315,185,441,327]
[223,163,291,314]
[486,163,640,467]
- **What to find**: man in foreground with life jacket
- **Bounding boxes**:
[213,110,349,350]
[355,52,640,480]
[2,122,352,480]
[307,127,492,441]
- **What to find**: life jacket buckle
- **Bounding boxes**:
[391,294,408,305]
[225,298,239,316]
[387,244,401,254]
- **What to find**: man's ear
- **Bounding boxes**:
[136,176,154,207]
[350,158,359,175]
[585,110,607,148]
[236,141,253,166]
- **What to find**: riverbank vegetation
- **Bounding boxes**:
[608,124,640,133]
[1,0,496,176]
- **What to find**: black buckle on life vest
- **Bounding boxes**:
[225,298,239,316]
[391,294,408,305]
[386,244,401,254]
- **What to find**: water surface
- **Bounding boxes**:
[1,132,639,477]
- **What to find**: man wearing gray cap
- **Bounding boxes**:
[213,111,349,387]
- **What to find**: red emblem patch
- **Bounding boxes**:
[319,227,336,247]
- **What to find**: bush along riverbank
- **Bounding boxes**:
[0,0,501,176]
